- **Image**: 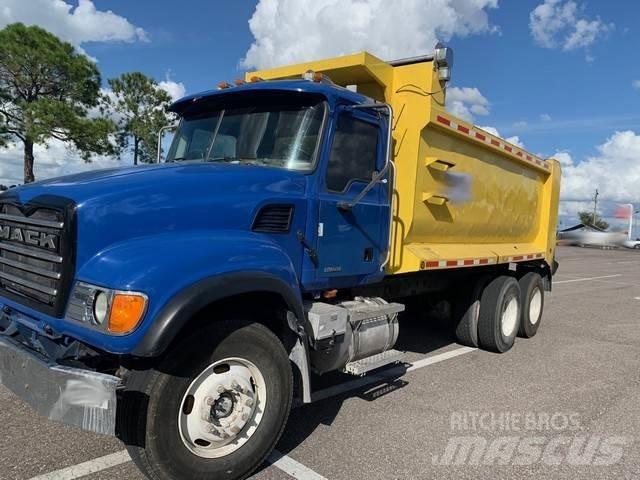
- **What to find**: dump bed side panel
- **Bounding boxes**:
[387,60,559,275]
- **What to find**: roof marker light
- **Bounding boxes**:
[234,79,245,86]
[217,81,232,89]
[249,76,263,83]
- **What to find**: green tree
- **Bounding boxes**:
[578,211,609,230]
[106,72,173,165]
[0,23,116,183]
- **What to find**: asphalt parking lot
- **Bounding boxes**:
[1,245,639,480]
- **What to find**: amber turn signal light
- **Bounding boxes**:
[108,293,147,334]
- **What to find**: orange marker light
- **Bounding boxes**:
[249,76,263,83]
[108,293,147,334]
[234,79,245,86]
[217,81,232,89]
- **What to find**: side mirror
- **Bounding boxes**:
[156,124,178,163]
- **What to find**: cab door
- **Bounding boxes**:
[315,108,389,282]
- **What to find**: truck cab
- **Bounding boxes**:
[166,80,393,291]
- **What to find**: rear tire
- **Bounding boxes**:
[453,277,488,347]
[518,272,544,338]
[120,321,293,480]
[477,276,520,353]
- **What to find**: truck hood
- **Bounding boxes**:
[2,162,308,268]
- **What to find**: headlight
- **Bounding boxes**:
[66,282,148,335]
[93,291,109,325]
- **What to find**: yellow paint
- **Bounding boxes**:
[250,51,562,275]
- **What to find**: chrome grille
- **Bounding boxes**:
[0,203,69,313]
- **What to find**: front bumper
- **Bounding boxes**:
[0,335,120,436]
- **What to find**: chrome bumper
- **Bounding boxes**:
[0,335,120,436]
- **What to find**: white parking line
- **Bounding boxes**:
[28,450,131,480]
[312,346,476,402]
[28,449,321,480]
[554,274,622,284]
[29,346,476,480]
[267,450,328,479]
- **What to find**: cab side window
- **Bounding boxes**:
[326,114,379,192]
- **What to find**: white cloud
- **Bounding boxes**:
[513,120,528,128]
[633,80,640,90]
[540,113,552,122]
[0,0,148,49]
[242,0,498,69]
[158,79,187,102]
[556,131,640,206]
[552,150,573,167]
[505,136,525,148]
[445,87,490,123]
[478,126,525,148]
[0,139,123,187]
[529,0,612,54]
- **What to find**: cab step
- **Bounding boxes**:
[343,349,404,376]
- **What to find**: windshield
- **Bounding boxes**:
[166,98,325,171]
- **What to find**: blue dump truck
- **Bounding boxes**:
[0,47,560,479]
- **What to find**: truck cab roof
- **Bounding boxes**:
[169,79,372,116]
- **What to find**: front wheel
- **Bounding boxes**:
[120,321,293,480]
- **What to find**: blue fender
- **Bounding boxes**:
[74,230,305,355]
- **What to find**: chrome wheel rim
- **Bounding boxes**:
[178,357,267,458]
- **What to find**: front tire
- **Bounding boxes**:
[120,321,293,480]
[477,276,521,353]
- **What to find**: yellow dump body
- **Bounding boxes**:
[249,52,561,276]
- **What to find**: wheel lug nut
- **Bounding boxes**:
[241,413,249,421]
[217,385,225,394]
[230,425,240,434]
[205,396,215,406]
[231,380,239,390]
[245,399,254,407]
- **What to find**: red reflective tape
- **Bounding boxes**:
[505,145,513,152]
[479,258,489,265]
[437,115,451,126]
[446,260,458,267]
[526,155,532,161]
[458,125,470,134]
[516,151,523,157]
[491,139,500,147]
[463,259,475,266]
[475,133,486,141]
[425,261,439,268]
[512,255,524,261]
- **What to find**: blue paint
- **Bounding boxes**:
[0,81,389,354]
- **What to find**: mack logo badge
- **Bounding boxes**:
[0,224,58,250]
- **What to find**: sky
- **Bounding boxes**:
[0,0,639,235]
